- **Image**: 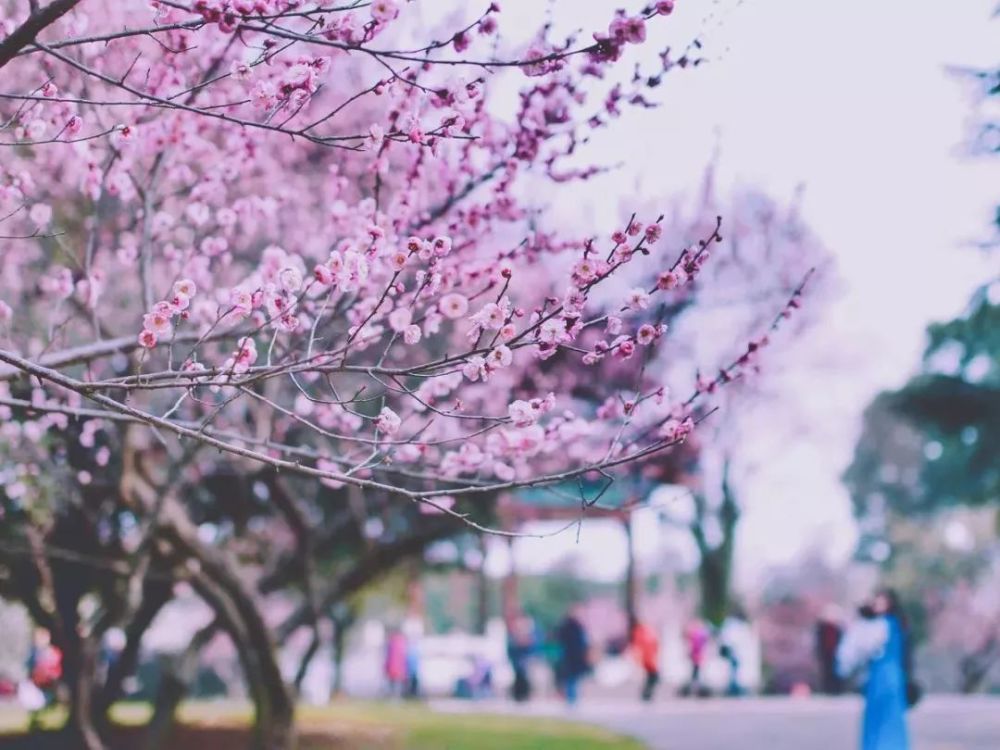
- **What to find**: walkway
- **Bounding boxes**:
[433,695,1000,749]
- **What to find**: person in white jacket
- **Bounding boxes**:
[836,592,911,750]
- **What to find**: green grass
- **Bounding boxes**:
[0,700,643,750]
[300,702,643,750]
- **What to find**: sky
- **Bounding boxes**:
[482,0,999,587]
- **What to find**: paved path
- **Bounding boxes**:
[433,695,1000,750]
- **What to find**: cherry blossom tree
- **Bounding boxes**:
[0,1,813,747]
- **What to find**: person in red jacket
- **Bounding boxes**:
[629,615,661,702]
[26,628,63,729]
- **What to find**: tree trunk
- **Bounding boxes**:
[693,465,739,628]
[622,515,638,622]
[144,621,219,750]
[98,579,173,718]
[67,633,108,750]
[501,536,520,627]
[474,534,489,635]
[158,501,295,750]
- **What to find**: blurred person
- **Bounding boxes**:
[507,614,538,702]
[837,590,913,750]
[25,628,62,729]
[384,627,408,698]
[454,654,493,700]
[100,627,126,684]
[628,614,661,702]
[681,618,710,697]
[404,636,421,699]
[555,607,590,706]
[718,608,751,696]
[816,605,845,695]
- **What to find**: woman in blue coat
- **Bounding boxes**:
[837,589,911,750]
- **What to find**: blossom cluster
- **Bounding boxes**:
[0,0,811,514]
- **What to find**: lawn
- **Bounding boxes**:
[0,700,644,750]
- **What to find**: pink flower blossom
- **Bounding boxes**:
[403,324,422,344]
[389,250,408,271]
[371,0,399,23]
[40,267,73,299]
[624,17,646,44]
[539,317,566,344]
[277,313,300,332]
[231,60,253,81]
[232,337,258,372]
[572,257,599,283]
[438,292,469,320]
[143,311,174,338]
[278,266,303,292]
[388,307,412,332]
[230,288,253,316]
[29,204,52,226]
[462,355,487,381]
[173,279,197,298]
[314,264,335,285]
[660,416,694,442]
[138,329,157,348]
[636,323,658,345]
[432,236,452,256]
[508,400,535,427]
[471,301,508,330]
[487,345,513,368]
[375,406,401,435]
[625,288,650,310]
[494,461,515,481]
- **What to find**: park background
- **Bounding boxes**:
[0,0,997,748]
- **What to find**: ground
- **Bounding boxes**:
[3,695,999,749]
[0,700,640,750]
[434,694,1000,750]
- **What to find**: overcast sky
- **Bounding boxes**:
[483,0,998,586]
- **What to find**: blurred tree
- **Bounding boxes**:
[845,55,1000,692]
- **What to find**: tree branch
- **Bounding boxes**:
[0,0,82,70]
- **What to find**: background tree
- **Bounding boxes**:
[0,2,812,748]
[845,55,999,692]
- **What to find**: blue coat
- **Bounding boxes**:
[862,616,910,750]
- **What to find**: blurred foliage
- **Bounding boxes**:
[842,56,1000,691]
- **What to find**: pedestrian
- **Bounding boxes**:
[25,628,62,730]
[384,627,408,698]
[507,614,537,702]
[555,607,590,706]
[718,609,750,697]
[628,614,660,702]
[816,605,845,695]
[837,590,914,750]
[404,636,421,699]
[682,618,709,697]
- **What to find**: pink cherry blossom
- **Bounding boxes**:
[439,293,469,319]
[403,324,422,344]
[625,288,650,310]
[137,329,157,348]
[371,0,399,23]
[143,312,174,338]
[388,307,412,332]
[374,406,401,435]
[636,323,658,345]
